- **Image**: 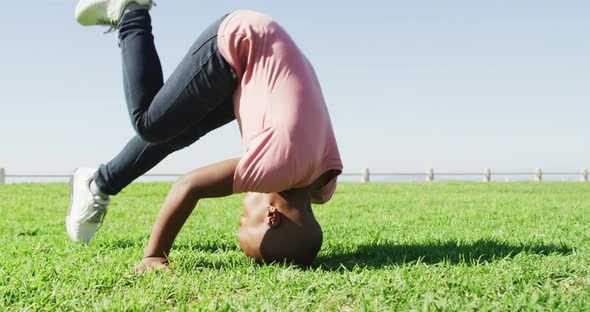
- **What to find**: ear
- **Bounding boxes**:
[266,205,281,229]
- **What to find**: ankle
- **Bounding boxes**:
[124,2,149,15]
[90,180,109,199]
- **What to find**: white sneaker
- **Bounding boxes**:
[66,168,110,243]
[75,0,153,27]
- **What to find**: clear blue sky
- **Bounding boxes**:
[1,0,588,176]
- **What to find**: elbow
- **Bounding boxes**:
[172,174,201,201]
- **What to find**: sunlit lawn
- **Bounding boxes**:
[1,182,589,310]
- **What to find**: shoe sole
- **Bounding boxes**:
[66,168,83,242]
[75,0,152,26]
[75,0,110,26]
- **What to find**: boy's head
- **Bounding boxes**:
[238,190,323,265]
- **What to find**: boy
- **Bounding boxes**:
[68,0,342,271]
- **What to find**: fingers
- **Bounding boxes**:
[134,262,146,273]
[134,258,174,274]
[155,262,174,274]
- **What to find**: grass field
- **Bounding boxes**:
[1,182,589,311]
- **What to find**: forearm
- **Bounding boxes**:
[143,183,200,258]
[142,158,241,259]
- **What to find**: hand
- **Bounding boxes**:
[134,257,173,273]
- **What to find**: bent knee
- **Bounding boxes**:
[134,121,201,148]
[134,123,166,143]
[172,174,200,199]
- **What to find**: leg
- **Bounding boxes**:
[67,6,235,243]
[95,9,236,195]
[95,98,236,195]
[119,9,235,143]
[67,93,234,242]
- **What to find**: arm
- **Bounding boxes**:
[136,158,240,272]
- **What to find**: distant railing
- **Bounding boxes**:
[0,167,588,184]
[349,168,589,183]
[0,169,188,184]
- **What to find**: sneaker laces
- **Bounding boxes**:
[84,195,110,224]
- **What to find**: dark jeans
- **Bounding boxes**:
[95,10,236,195]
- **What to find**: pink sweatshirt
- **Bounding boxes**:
[217,10,342,204]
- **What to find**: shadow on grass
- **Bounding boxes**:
[173,240,239,253]
[96,238,573,272]
[97,237,239,253]
[314,239,573,271]
[95,238,144,249]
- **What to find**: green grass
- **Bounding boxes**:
[1,182,589,311]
